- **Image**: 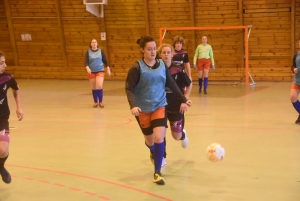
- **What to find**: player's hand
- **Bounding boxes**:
[193,64,197,69]
[294,68,298,74]
[16,108,24,121]
[86,67,91,74]
[179,103,188,114]
[131,107,141,116]
[185,100,192,106]
[212,65,216,70]
[107,67,111,76]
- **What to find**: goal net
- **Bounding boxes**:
[159,26,252,86]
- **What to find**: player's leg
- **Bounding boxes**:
[88,74,98,107]
[150,107,167,185]
[290,84,300,124]
[0,122,11,184]
[203,59,211,94]
[169,113,188,148]
[95,73,105,108]
[197,59,204,93]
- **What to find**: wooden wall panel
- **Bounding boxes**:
[296,0,300,51]
[0,0,14,65]
[244,0,293,81]
[1,0,299,81]
[104,0,146,77]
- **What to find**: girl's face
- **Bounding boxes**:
[0,56,6,74]
[90,39,98,49]
[174,42,182,51]
[142,41,156,61]
[160,46,173,64]
[202,36,207,44]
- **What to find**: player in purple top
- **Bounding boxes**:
[0,51,24,184]
[172,36,192,80]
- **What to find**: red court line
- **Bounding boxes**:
[7,164,173,201]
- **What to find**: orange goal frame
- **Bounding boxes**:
[159,26,252,86]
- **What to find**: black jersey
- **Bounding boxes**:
[172,49,189,70]
[166,63,191,113]
[0,73,19,120]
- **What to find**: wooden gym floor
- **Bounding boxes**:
[1,79,299,201]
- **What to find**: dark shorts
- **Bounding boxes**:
[0,119,10,142]
[135,107,167,135]
[167,113,184,133]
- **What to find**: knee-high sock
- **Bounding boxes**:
[154,142,165,173]
[0,155,8,169]
[145,142,154,153]
[198,78,203,89]
[164,137,167,158]
[92,90,98,103]
[204,77,208,90]
[292,100,300,114]
[97,89,103,102]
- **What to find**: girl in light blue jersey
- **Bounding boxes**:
[125,36,192,185]
[290,41,300,124]
[85,39,111,108]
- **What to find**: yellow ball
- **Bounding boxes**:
[206,143,225,162]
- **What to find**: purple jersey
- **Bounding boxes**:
[166,63,191,114]
[0,73,18,120]
[172,49,189,70]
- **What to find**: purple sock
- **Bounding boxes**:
[198,78,202,89]
[154,142,165,173]
[92,90,98,103]
[204,77,208,90]
[292,100,300,113]
[97,89,103,102]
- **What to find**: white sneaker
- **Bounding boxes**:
[181,129,189,148]
[161,157,167,167]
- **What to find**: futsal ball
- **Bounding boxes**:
[206,143,225,162]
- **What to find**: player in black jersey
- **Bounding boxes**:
[0,51,24,184]
[158,43,192,153]
[172,36,192,80]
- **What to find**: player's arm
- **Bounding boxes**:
[165,65,192,106]
[181,71,192,99]
[125,63,140,109]
[209,46,215,66]
[183,53,192,79]
[291,54,297,73]
[12,88,24,121]
[101,50,111,76]
[84,51,91,74]
[193,46,200,66]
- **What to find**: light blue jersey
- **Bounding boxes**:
[135,59,167,112]
[293,52,300,85]
[88,49,104,72]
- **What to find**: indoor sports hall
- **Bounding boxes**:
[1,0,300,201]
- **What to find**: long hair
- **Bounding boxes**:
[0,51,4,58]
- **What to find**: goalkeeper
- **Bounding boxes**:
[193,35,215,94]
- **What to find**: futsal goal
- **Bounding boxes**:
[159,25,254,86]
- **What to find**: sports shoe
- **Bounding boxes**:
[153,172,165,185]
[0,167,11,184]
[198,88,202,93]
[93,103,98,108]
[161,157,166,167]
[295,115,300,124]
[204,90,207,94]
[99,102,104,108]
[150,152,154,165]
[181,129,189,148]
